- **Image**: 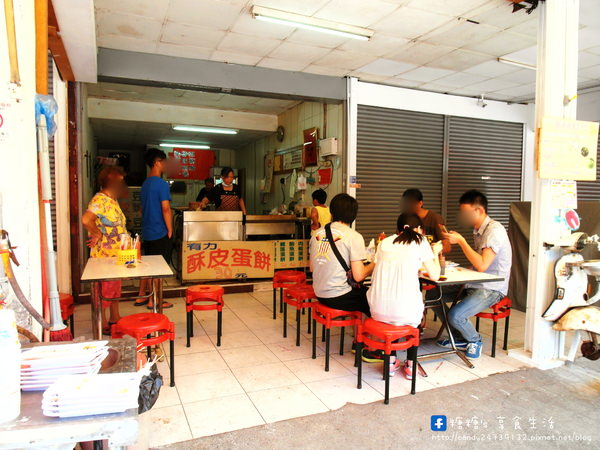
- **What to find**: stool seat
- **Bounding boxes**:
[272,270,307,320]
[113,312,172,340]
[112,312,175,387]
[283,284,316,346]
[312,303,363,371]
[285,284,315,304]
[357,318,420,403]
[187,285,224,301]
[186,285,224,347]
[273,270,306,285]
[475,296,512,357]
[476,297,511,321]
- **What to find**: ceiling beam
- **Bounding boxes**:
[97,48,346,103]
[87,98,278,132]
[51,0,96,82]
[48,0,74,82]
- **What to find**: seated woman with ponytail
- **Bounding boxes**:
[366,213,443,379]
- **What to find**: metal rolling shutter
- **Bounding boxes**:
[446,116,523,265]
[576,134,600,200]
[355,105,445,240]
[48,54,57,250]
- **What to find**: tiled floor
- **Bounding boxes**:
[73,289,528,448]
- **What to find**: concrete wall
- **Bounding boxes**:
[237,101,344,214]
[578,90,600,122]
[0,1,43,333]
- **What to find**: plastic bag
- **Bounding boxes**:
[34,94,58,137]
[138,363,163,413]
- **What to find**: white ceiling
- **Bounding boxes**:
[86,82,301,114]
[90,117,274,150]
[87,82,298,150]
[93,0,600,103]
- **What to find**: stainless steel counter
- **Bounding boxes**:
[183,211,243,241]
[245,214,296,237]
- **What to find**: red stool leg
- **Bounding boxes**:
[339,326,345,356]
[325,328,331,371]
[475,316,480,332]
[383,353,390,404]
[491,317,498,358]
[217,309,223,347]
[170,333,175,387]
[295,308,301,347]
[307,307,312,334]
[503,314,510,351]
[410,346,418,395]
[312,317,317,359]
[186,310,192,348]
[356,341,363,389]
[279,287,283,313]
[283,301,288,338]
[272,288,277,320]
[69,315,75,336]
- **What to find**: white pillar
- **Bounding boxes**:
[510,0,580,369]
[0,1,43,335]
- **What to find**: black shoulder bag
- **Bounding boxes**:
[325,223,363,289]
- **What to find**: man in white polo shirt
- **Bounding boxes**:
[438,190,512,359]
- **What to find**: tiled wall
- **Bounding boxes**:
[238,101,344,215]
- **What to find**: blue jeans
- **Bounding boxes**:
[446,288,504,343]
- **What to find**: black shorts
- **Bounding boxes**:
[318,286,371,317]
[143,235,172,264]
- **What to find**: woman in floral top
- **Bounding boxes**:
[82,166,129,334]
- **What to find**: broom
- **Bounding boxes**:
[36,111,72,341]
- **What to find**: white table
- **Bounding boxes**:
[420,267,505,369]
[81,256,173,339]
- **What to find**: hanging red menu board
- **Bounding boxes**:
[170,149,215,179]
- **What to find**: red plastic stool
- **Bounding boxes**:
[59,293,75,335]
[272,270,306,320]
[311,303,362,372]
[475,296,511,358]
[186,285,224,347]
[357,319,420,403]
[112,313,175,387]
[283,284,315,346]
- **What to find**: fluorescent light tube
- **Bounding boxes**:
[252,5,373,41]
[497,57,536,71]
[159,143,210,149]
[173,125,238,135]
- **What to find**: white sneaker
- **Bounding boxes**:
[388,359,401,377]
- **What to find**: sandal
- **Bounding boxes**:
[134,299,150,307]
[102,321,117,336]
[147,301,173,310]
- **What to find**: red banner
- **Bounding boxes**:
[170,149,215,179]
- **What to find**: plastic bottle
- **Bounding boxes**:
[0,309,21,423]
[439,252,446,276]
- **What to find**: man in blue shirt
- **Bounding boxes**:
[135,148,173,309]
[438,190,512,359]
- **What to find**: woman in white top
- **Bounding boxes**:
[367,213,442,379]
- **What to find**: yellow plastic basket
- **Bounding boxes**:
[116,249,138,265]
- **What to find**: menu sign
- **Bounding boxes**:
[183,241,274,280]
[170,149,215,179]
[538,117,599,180]
[274,239,309,269]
